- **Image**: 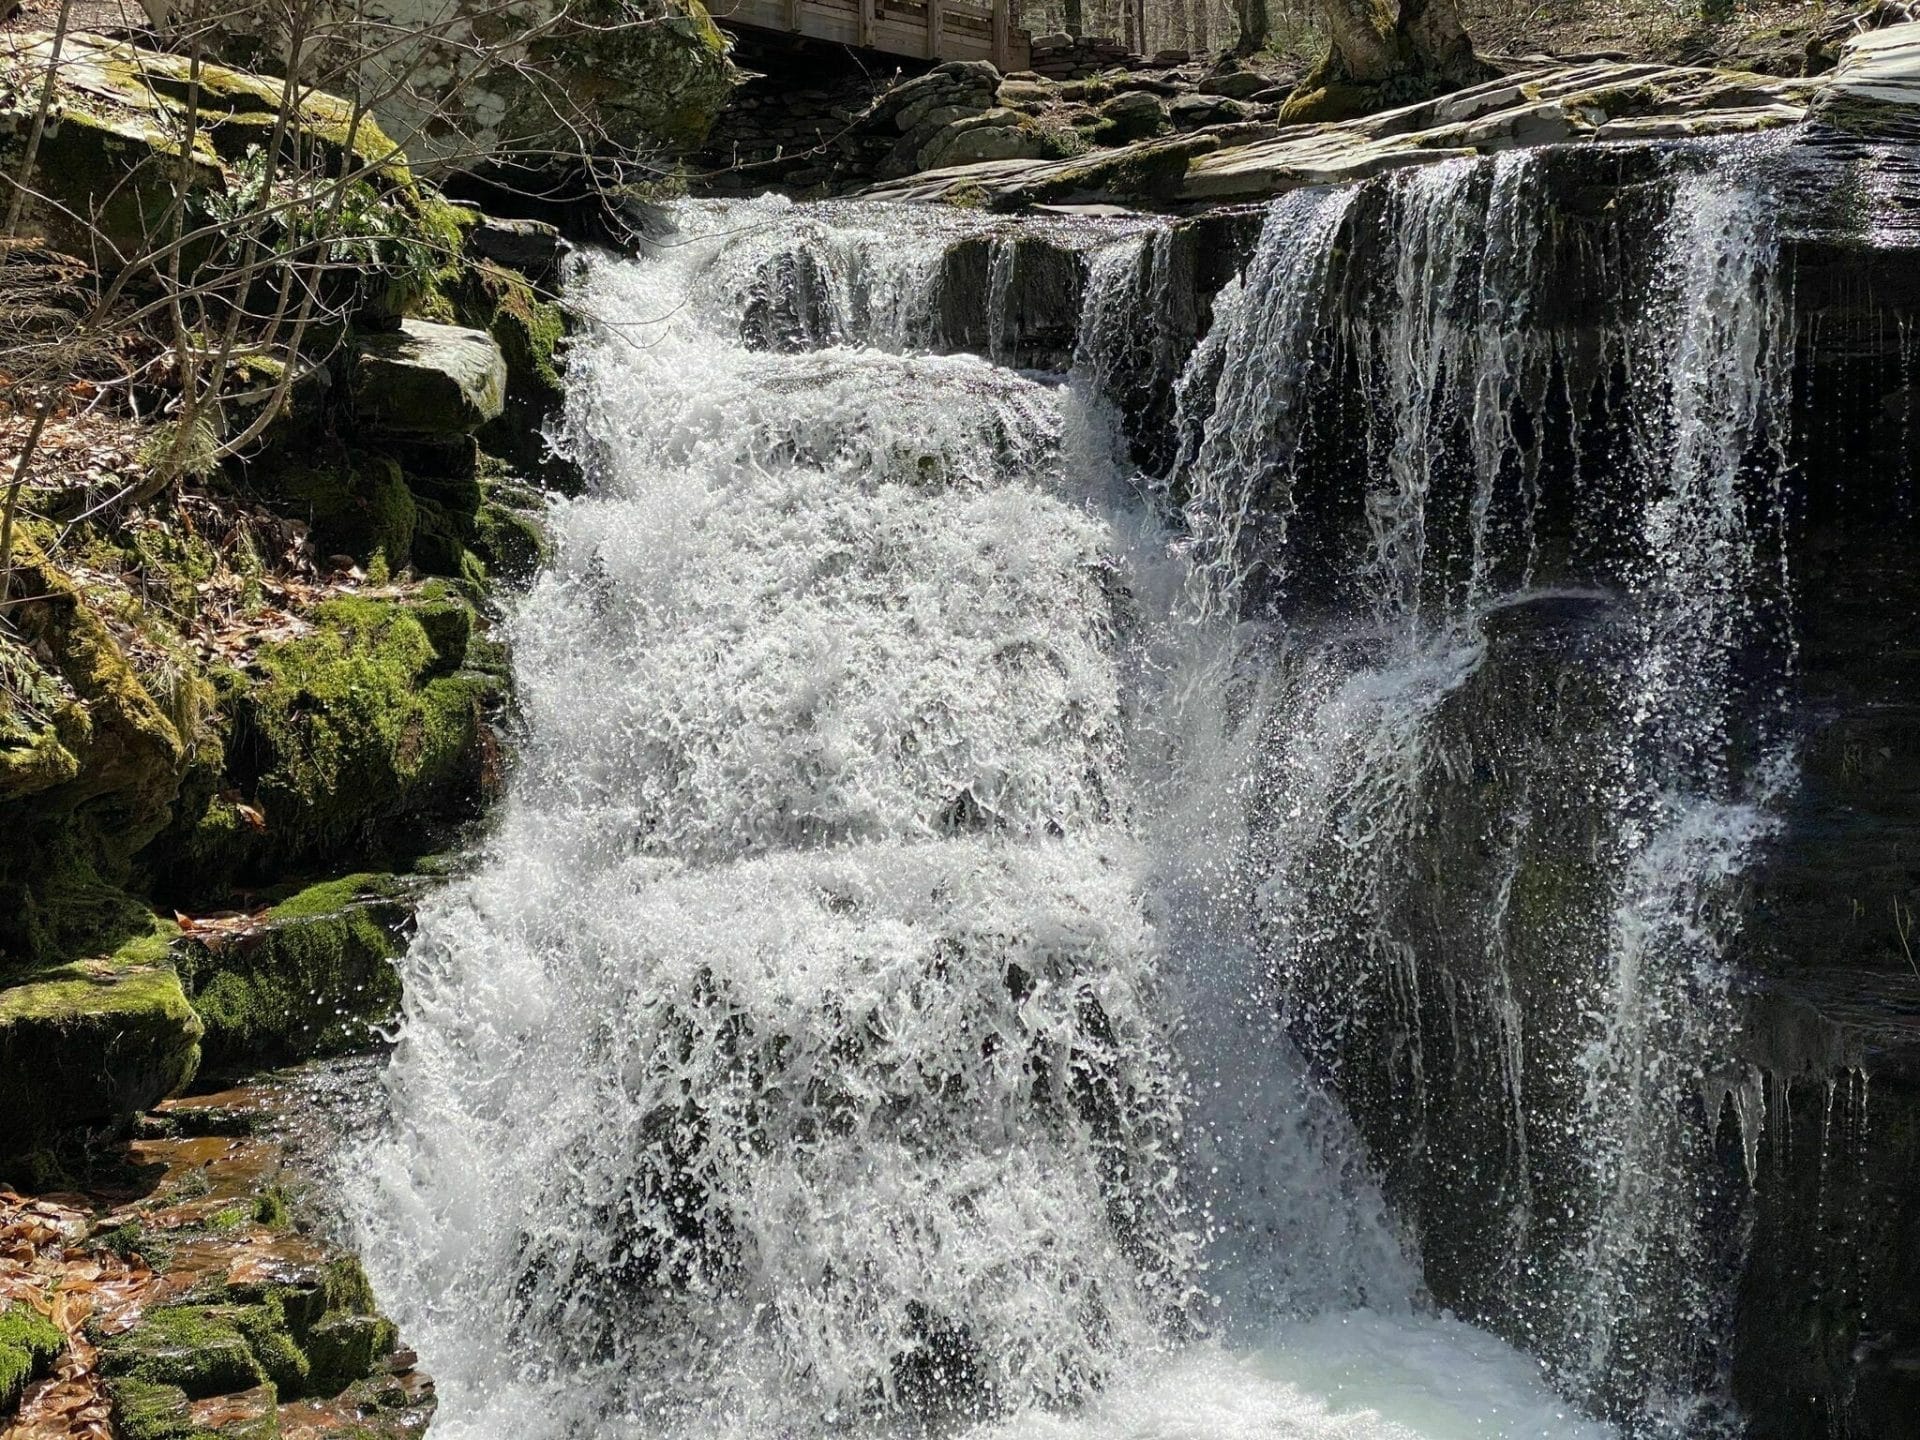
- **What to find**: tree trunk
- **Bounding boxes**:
[1399,0,1480,78]
[1286,0,1490,120]
[1233,0,1269,56]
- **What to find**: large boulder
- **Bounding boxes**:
[917,110,1058,170]
[165,0,738,170]
[1811,18,1920,138]
[354,320,507,438]
[0,30,411,266]
[164,596,501,885]
[174,874,410,1066]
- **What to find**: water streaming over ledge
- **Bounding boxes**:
[354,139,1800,1440]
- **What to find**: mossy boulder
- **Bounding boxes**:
[171,597,498,883]
[1091,90,1169,144]
[263,452,420,573]
[97,1305,270,1397]
[0,1302,65,1410]
[176,874,409,1065]
[0,540,191,969]
[98,1255,393,1430]
[473,487,552,584]
[0,923,203,1158]
[433,260,570,475]
[303,1313,398,1394]
[0,30,411,268]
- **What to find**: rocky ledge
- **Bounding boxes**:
[859,22,1916,209]
[0,1071,425,1440]
[0,27,574,1171]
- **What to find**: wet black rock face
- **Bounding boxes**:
[911,129,1920,1439]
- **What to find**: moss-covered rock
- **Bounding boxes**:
[0,922,202,1158]
[179,597,498,879]
[0,1301,65,1410]
[0,30,412,269]
[303,1312,397,1395]
[97,1305,268,1398]
[104,1378,210,1440]
[401,254,571,477]
[97,1252,393,1426]
[264,453,421,574]
[176,874,408,1065]
[1,519,189,970]
[473,493,551,585]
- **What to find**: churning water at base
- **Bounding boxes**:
[355,142,1796,1440]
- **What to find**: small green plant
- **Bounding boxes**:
[255,1186,292,1229]
[137,414,221,485]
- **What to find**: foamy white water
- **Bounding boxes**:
[350,167,1790,1439]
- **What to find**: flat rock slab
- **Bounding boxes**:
[862,50,1836,209]
[354,320,507,438]
[1813,20,1920,138]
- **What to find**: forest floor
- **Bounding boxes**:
[1467,0,1900,72]
[1207,1,1896,77]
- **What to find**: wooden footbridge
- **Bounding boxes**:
[712,0,1032,72]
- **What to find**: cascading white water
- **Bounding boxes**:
[352,190,1622,1440]
[1165,142,1798,1434]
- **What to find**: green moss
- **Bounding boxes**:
[233,1300,309,1394]
[473,501,549,587]
[177,874,408,1065]
[97,1260,395,1412]
[266,454,419,572]
[106,1377,202,1440]
[0,919,203,1157]
[320,1257,378,1318]
[265,873,403,921]
[0,1302,65,1410]
[254,1188,291,1230]
[435,260,571,475]
[96,1219,154,1261]
[0,542,190,970]
[97,1305,267,1397]
[235,598,496,861]
[152,589,495,897]
[303,1314,395,1394]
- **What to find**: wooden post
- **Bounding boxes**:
[927,0,945,59]
[859,0,876,47]
[990,0,1009,68]
[784,0,801,29]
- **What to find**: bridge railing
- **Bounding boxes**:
[715,0,1031,72]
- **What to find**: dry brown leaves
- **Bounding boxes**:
[0,1191,154,1440]
[173,906,273,951]
[0,403,140,499]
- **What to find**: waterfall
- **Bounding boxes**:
[1165,143,1797,1434]
[355,140,1797,1440]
